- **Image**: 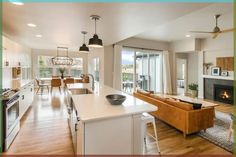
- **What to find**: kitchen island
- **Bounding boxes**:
[67,83,157,155]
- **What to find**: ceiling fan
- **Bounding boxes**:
[190,14,235,39]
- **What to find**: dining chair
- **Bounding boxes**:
[35,79,49,94]
[64,78,75,92]
[51,78,62,93]
[64,78,75,85]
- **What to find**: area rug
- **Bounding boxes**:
[198,111,234,153]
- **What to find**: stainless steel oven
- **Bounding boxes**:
[2,89,20,151]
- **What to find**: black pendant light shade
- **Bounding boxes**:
[88,15,103,48]
[88,34,103,48]
[79,31,89,53]
[79,43,89,52]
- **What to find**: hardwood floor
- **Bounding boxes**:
[4,89,233,155]
[4,89,74,155]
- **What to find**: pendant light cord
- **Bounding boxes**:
[95,18,97,34]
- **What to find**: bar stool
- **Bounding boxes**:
[227,113,235,141]
[51,78,62,94]
[35,78,49,94]
[142,112,160,154]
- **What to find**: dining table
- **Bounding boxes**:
[38,77,83,86]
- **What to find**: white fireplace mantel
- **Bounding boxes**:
[202,75,234,81]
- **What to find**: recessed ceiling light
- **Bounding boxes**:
[27,23,37,27]
[10,1,24,5]
[185,34,191,38]
[35,35,42,38]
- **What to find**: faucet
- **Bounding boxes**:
[81,74,95,91]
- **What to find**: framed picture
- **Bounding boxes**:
[211,67,221,76]
[221,71,229,76]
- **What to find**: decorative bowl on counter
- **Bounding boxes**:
[106,94,126,105]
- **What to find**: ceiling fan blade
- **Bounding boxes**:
[220,28,235,33]
[190,31,214,34]
[212,33,219,39]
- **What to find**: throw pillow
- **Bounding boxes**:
[179,99,202,109]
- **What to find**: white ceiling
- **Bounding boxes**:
[135,3,234,41]
[3,2,212,50]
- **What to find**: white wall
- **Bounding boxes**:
[187,52,198,85]
[201,33,234,76]
[176,58,186,80]
[31,49,88,77]
[104,45,114,87]
[170,39,201,53]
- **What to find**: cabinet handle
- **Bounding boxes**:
[22,95,24,100]
[31,88,33,92]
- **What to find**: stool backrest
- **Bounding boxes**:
[51,78,61,87]
[64,78,75,85]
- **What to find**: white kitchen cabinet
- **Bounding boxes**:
[19,81,34,119]
[70,101,143,155]
[2,36,31,68]
[71,110,142,155]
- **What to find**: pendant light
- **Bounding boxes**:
[88,15,103,48]
[79,31,89,53]
[51,47,73,66]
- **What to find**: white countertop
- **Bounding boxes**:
[68,83,157,122]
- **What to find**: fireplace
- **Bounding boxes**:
[214,84,233,104]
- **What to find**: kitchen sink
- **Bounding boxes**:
[69,88,93,95]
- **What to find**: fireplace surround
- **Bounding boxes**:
[204,78,234,105]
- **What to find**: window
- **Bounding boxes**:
[121,48,162,94]
[55,68,69,77]
[21,68,31,80]
[71,58,83,77]
[38,56,53,77]
[39,68,53,78]
[37,56,83,78]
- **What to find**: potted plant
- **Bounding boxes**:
[188,83,198,97]
[59,68,65,79]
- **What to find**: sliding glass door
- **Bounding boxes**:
[136,52,162,93]
[136,52,149,91]
[121,48,162,94]
[121,49,135,93]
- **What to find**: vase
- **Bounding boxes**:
[190,90,198,98]
[61,73,64,79]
